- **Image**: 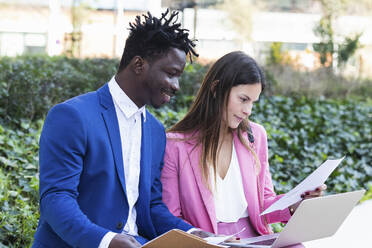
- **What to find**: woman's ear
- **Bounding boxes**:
[210,80,219,98]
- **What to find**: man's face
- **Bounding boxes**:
[142,47,186,108]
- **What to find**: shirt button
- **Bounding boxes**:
[116,222,123,230]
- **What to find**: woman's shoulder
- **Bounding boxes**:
[166,131,197,147]
[248,121,267,136]
[166,131,186,139]
[244,121,268,144]
[167,131,199,140]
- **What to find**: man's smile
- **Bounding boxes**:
[160,87,176,98]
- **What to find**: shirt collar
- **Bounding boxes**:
[108,76,146,121]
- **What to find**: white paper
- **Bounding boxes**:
[204,227,246,245]
[260,157,345,216]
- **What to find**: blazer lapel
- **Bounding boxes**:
[138,114,151,202]
[233,132,262,231]
[98,84,127,195]
[185,140,217,233]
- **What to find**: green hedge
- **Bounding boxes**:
[0,55,208,124]
[0,55,118,123]
[253,96,372,193]
[1,97,371,247]
[0,55,371,247]
[0,121,41,247]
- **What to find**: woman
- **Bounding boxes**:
[161,51,325,245]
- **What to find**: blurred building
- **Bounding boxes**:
[1,0,372,76]
[180,8,372,73]
[0,0,161,57]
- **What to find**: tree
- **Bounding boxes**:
[313,12,335,67]
[337,33,362,68]
[64,0,90,57]
[219,0,259,42]
[312,0,362,69]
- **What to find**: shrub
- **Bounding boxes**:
[1,55,371,124]
[0,56,208,124]
[264,65,372,99]
[0,120,42,247]
[0,55,118,123]
[1,55,371,247]
[250,96,372,194]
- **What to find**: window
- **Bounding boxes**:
[0,32,47,56]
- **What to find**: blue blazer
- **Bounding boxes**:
[32,84,192,247]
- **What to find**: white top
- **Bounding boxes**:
[99,76,146,247]
[212,143,249,223]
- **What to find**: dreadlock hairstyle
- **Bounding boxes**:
[118,9,198,72]
[168,51,266,189]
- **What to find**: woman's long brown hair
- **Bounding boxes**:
[168,51,266,189]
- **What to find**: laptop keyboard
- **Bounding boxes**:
[248,238,276,246]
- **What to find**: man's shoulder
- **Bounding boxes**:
[46,91,100,124]
[52,91,98,111]
[145,110,165,130]
[63,91,98,107]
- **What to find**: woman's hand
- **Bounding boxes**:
[289,184,327,215]
[301,184,327,200]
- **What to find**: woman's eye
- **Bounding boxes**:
[240,97,247,102]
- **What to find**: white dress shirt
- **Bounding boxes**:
[99,76,146,247]
[211,143,249,223]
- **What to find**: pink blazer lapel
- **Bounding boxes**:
[185,141,218,233]
[233,132,263,231]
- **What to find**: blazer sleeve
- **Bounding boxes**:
[256,125,291,224]
[39,103,108,248]
[149,132,193,235]
[160,137,183,218]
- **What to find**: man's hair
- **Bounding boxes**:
[118,9,198,72]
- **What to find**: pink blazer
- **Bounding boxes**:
[161,121,291,235]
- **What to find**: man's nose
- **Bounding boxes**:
[171,78,180,92]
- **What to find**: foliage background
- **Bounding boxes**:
[0,56,371,247]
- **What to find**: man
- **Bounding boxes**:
[32,10,206,248]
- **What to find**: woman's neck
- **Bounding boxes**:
[216,126,233,180]
[218,125,233,151]
[218,122,232,141]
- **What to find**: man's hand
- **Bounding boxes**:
[190,229,216,238]
[108,234,141,248]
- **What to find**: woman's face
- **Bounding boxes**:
[222,83,262,129]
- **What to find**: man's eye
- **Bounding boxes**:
[240,97,247,102]
[167,72,175,77]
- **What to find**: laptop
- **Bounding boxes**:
[223,190,365,248]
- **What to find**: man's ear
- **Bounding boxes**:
[210,80,219,97]
[130,56,146,75]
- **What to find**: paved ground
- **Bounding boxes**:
[303,199,372,248]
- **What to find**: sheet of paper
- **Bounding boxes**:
[204,227,246,245]
[260,157,345,216]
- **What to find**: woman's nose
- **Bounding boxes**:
[243,104,253,116]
